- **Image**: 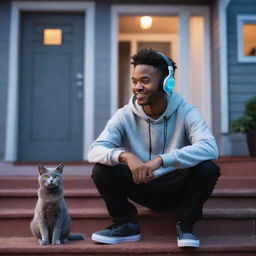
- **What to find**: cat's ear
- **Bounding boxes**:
[56,163,64,174]
[38,163,47,175]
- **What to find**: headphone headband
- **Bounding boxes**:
[157,51,174,67]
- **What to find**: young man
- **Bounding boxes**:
[88,48,220,247]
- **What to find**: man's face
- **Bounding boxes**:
[131,64,163,106]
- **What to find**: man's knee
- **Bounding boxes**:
[91,163,132,184]
[193,160,221,182]
[91,163,109,183]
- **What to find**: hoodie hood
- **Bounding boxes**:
[129,91,183,123]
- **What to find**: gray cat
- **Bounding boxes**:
[31,163,85,245]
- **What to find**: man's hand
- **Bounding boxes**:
[119,152,163,184]
[144,156,163,176]
[119,152,148,184]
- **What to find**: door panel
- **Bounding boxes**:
[18,13,85,161]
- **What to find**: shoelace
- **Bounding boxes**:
[107,223,127,230]
[178,222,194,234]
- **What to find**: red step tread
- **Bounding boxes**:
[0,236,256,254]
[0,188,99,197]
[0,207,255,219]
[1,156,256,177]
[1,187,256,198]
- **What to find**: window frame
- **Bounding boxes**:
[237,14,256,63]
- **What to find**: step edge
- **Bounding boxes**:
[1,189,256,198]
[1,208,255,219]
[0,236,256,253]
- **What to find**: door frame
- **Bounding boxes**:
[111,5,212,129]
[5,1,95,161]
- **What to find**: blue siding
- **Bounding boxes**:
[227,0,256,155]
[94,2,111,137]
[0,0,10,160]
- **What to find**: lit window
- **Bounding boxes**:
[243,24,256,56]
[44,29,62,45]
[237,15,256,62]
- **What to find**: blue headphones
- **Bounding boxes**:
[157,52,176,94]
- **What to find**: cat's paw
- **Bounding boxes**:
[52,240,61,245]
[39,239,49,245]
[61,238,68,244]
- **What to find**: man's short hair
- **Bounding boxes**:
[130,48,177,78]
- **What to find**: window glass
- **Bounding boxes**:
[243,24,256,56]
[44,29,62,45]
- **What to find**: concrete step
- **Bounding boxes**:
[0,174,255,191]
[217,157,256,176]
[0,176,94,189]
[0,207,255,238]
[0,235,256,256]
[1,186,256,209]
[1,157,256,178]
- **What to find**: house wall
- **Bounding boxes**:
[227,0,256,155]
[0,0,11,160]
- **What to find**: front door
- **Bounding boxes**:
[18,13,84,162]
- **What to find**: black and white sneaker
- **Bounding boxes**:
[91,221,141,244]
[176,221,200,247]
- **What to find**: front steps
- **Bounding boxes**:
[0,236,256,256]
[0,190,256,238]
[0,157,256,255]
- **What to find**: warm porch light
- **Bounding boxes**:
[140,16,153,29]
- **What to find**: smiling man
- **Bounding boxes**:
[88,48,220,247]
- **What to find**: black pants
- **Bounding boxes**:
[91,160,220,226]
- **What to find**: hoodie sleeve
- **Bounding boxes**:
[87,110,125,166]
[158,106,218,170]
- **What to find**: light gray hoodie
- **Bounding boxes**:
[88,91,218,177]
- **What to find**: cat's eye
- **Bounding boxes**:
[43,175,50,178]
[54,175,60,178]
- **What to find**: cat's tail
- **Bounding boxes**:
[68,233,85,241]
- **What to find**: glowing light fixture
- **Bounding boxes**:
[140,16,153,30]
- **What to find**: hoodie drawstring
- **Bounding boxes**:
[163,116,167,155]
[148,119,152,161]
[148,116,168,161]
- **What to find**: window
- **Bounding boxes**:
[237,15,256,62]
[43,29,62,45]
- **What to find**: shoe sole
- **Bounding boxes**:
[92,233,142,244]
[177,238,200,247]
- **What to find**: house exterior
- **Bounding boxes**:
[0,0,255,162]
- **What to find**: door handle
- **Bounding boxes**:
[76,73,83,79]
[76,81,83,87]
[77,91,83,99]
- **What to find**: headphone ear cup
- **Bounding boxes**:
[163,75,176,94]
